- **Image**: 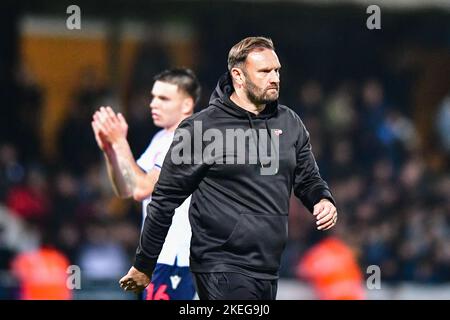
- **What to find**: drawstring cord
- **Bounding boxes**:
[246,112,278,172]
[265,118,279,173]
[246,112,262,168]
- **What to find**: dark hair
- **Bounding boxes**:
[227,36,275,71]
[153,68,201,105]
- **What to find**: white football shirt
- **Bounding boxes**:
[136,129,191,267]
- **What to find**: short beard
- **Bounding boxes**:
[243,70,278,105]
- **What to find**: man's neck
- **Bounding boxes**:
[230,91,265,116]
[165,115,192,132]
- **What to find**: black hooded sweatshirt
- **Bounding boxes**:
[134,73,335,280]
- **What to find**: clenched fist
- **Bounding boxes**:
[313,199,338,231]
[119,266,151,293]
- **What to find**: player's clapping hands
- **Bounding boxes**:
[91,106,128,146]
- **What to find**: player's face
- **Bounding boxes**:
[243,48,281,105]
[149,81,190,131]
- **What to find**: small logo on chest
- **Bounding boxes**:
[274,129,283,136]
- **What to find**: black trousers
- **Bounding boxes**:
[193,272,278,300]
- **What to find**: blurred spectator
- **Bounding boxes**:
[356,79,388,167]
[5,166,51,229]
[328,139,356,180]
[13,65,43,162]
[10,232,72,300]
[398,157,427,203]
[0,205,40,256]
[378,110,418,167]
[0,143,25,202]
[77,221,128,281]
[51,170,80,224]
[292,81,325,151]
[1,205,40,298]
[293,80,324,119]
[296,235,366,300]
[323,82,357,136]
[54,222,81,265]
[435,94,450,153]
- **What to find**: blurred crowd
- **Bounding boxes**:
[0,58,449,298]
[282,79,450,284]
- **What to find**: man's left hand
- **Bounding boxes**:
[313,199,338,231]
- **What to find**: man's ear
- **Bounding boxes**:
[181,97,194,115]
[231,67,245,87]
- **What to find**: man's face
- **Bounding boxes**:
[149,81,191,131]
[242,48,281,105]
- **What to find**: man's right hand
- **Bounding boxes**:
[92,106,128,147]
[119,266,151,294]
[92,118,112,152]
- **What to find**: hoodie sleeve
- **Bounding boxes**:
[293,118,336,213]
[133,118,208,276]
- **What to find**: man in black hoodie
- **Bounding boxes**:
[120,37,338,300]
